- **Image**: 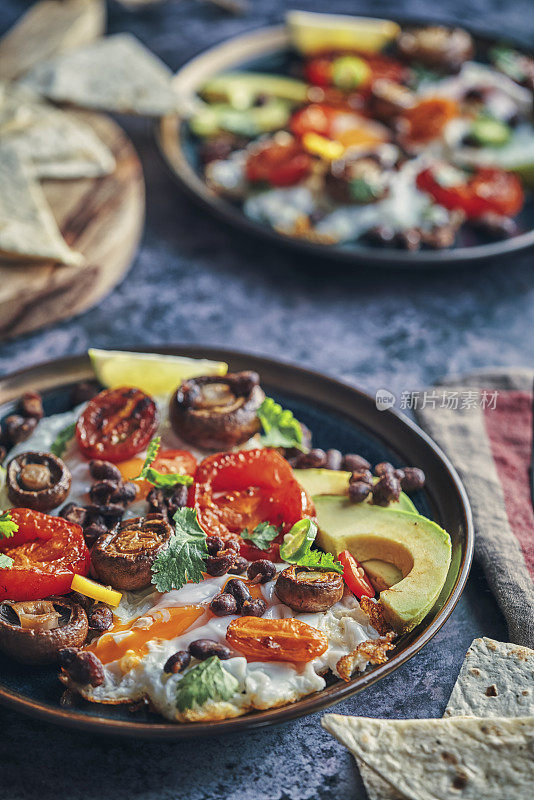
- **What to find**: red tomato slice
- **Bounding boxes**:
[338,550,375,599]
[76,386,158,463]
[0,508,90,600]
[153,450,197,477]
[246,139,312,187]
[189,449,315,560]
[305,57,333,87]
[289,103,342,138]
[416,166,524,219]
[304,54,404,91]
[400,97,458,144]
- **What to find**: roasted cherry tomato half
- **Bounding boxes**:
[416,166,524,219]
[76,386,158,463]
[0,508,90,600]
[338,550,375,600]
[226,616,328,663]
[399,97,458,144]
[189,448,315,561]
[305,54,405,91]
[289,103,342,139]
[245,139,312,187]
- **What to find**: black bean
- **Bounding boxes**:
[57,647,78,668]
[0,446,6,464]
[228,556,249,575]
[188,639,231,661]
[94,503,124,524]
[224,578,251,610]
[88,604,113,632]
[393,468,405,482]
[88,460,122,483]
[165,485,188,515]
[209,593,238,616]
[59,502,88,527]
[395,228,422,251]
[83,522,107,546]
[163,650,190,674]
[60,649,104,686]
[206,554,235,577]
[349,469,373,486]
[341,454,371,472]
[241,599,267,617]
[247,560,276,584]
[147,487,167,517]
[324,448,343,471]
[224,539,240,553]
[400,467,425,493]
[4,415,37,444]
[109,482,137,505]
[293,448,327,469]
[374,462,395,477]
[471,213,518,240]
[372,472,401,506]
[348,481,372,504]
[89,480,118,505]
[21,391,44,420]
[71,381,99,405]
[206,535,225,556]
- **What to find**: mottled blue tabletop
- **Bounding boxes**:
[0,1,532,798]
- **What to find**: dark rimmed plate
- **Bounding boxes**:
[0,346,473,738]
[156,17,534,269]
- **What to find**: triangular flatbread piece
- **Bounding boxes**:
[20,33,179,116]
[0,145,83,265]
[0,0,105,82]
[322,714,534,800]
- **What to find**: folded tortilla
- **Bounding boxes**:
[0,145,83,266]
[322,714,534,800]
[0,0,105,82]
[20,33,179,116]
[345,637,534,800]
[0,84,114,179]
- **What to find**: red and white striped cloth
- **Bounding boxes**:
[416,369,534,649]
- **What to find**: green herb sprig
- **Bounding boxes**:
[151,508,207,592]
[134,437,193,489]
[0,511,18,540]
[50,421,76,457]
[258,397,306,451]
[242,521,281,551]
[175,656,239,712]
[292,549,344,574]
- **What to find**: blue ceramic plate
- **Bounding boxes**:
[0,347,473,737]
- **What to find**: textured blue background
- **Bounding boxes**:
[0,1,531,798]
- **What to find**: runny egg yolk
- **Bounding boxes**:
[86,606,204,664]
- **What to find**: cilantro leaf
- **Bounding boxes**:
[134,436,161,480]
[151,507,207,592]
[50,422,76,457]
[175,656,239,712]
[142,468,193,489]
[258,397,306,451]
[293,548,344,575]
[242,521,281,551]
[0,511,18,540]
[0,553,13,569]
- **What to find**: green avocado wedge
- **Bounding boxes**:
[294,468,417,513]
[314,496,452,633]
[200,72,308,109]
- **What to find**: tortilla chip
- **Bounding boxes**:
[0,0,105,82]
[0,84,115,179]
[20,33,179,116]
[0,145,83,266]
[322,714,534,800]
[445,637,534,718]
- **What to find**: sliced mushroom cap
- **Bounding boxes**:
[91,514,174,591]
[7,451,71,512]
[0,596,88,665]
[275,564,344,612]
[397,26,474,73]
[169,371,265,450]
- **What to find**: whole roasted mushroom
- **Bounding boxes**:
[275,565,344,613]
[169,371,265,450]
[0,596,88,665]
[91,514,174,591]
[397,26,474,73]
[7,451,71,512]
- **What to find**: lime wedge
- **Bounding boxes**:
[287,11,400,56]
[280,518,317,562]
[89,349,228,396]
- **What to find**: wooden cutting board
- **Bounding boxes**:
[0,110,145,340]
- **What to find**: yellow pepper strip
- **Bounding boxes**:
[302,132,344,161]
[71,574,122,608]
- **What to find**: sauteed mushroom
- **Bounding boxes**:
[397,26,474,73]
[0,596,88,665]
[275,565,344,612]
[91,514,173,591]
[7,451,71,511]
[169,371,265,450]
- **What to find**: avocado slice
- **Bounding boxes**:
[294,468,417,513]
[189,98,292,138]
[314,495,451,633]
[200,73,308,109]
[361,559,403,592]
